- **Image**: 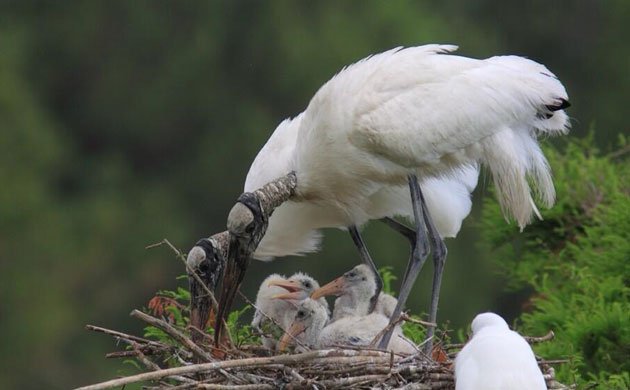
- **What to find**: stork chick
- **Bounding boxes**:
[279,298,415,354]
[311,264,398,321]
[252,273,328,350]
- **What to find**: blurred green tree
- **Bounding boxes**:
[0,1,627,388]
[480,136,630,388]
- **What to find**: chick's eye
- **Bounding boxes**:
[297,310,305,318]
[304,281,312,289]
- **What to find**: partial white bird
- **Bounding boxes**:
[455,312,547,390]
[278,298,416,355]
[211,44,569,352]
[251,273,328,350]
[311,264,399,321]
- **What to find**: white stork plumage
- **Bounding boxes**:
[455,312,547,389]
[206,44,569,351]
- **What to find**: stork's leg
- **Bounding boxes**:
[380,217,416,289]
[378,174,431,349]
[418,189,447,355]
[348,225,382,313]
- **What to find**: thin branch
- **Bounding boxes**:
[400,313,436,328]
[85,324,166,348]
[606,143,630,159]
[197,384,275,390]
[74,349,393,390]
[524,330,555,344]
[128,340,161,371]
[130,309,213,363]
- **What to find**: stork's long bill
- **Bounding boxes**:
[186,241,225,340]
[310,276,346,300]
[214,233,251,345]
[189,276,212,333]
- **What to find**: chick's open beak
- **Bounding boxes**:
[310,276,346,300]
[269,280,306,300]
[278,321,307,352]
[268,279,301,292]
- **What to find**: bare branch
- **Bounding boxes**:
[130,309,213,363]
[524,330,555,344]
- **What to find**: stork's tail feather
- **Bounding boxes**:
[483,126,559,230]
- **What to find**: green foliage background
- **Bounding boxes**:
[0,1,628,388]
[480,138,630,388]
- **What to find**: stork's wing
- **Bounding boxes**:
[333,45,569,227]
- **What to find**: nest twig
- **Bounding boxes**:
[77,309,573,390]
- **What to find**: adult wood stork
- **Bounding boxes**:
[195,44,569,351]
[251,272,328,350]
[278,298,416,354]
[455,312,547,389]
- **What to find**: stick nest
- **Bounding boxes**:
[78,309,571,390]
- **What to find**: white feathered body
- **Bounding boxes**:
[246,45,568,259]
[251,273,328,350]
[319,313,416,354]
[332,291,398,321]
[455,313,547,390]
[292,299,416,354]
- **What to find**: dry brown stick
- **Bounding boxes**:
[314,374,389,388]
[74,349,391,390]
[284,367,306,383]
[127,341,196,385]
[85,324,167,348]
[130,309,213,363]
[303,364,390,377]
[540,359,570,365]
[400,313,436,328]
[167,377,225,390]
[105,350,138,359]
[607,143,630,159]
[129,340,161,371]
[330,342,410,358]
[197,384,275,390]
[524,330,555,344]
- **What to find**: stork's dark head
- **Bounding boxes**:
[187,237,225,338]
[215,192,268,346]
